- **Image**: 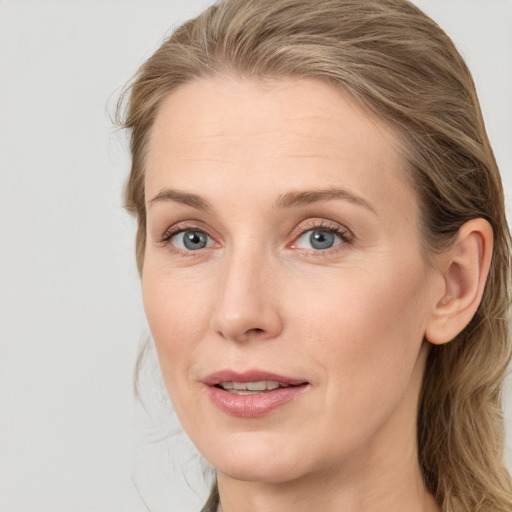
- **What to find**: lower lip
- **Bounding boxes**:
[206,385,308,418]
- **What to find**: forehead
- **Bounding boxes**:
[148,75,401,162]
[145,75,415,222]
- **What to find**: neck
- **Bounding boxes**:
[216,444,439,512]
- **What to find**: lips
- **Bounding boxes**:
[203,370,309,417]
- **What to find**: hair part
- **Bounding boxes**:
[118,1,512,510]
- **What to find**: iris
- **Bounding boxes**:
[309,230,335,250]
[182,231,208,250]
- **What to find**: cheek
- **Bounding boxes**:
[292,261,431,390]
[141,269,213,390]
[280,266,431,459]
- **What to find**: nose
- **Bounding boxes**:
[210,249,284,343]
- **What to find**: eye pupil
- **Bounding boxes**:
[183,231,208,250]
[310,230,335,250]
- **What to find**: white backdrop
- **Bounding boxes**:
[0,1,510,511]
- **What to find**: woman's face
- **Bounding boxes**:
[142,77,442,484]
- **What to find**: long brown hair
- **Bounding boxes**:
[118,1,512,510]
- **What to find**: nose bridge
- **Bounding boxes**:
[211,241,282,342]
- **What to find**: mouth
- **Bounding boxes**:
[215,380,297,395]
[203,370,309,417]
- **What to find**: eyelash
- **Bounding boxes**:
[158,222,214,256]
[289,219,354,254]
[158,219,354,256]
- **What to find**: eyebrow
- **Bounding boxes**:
[147,187,376,214]
[274,188,376,214]
[147,188,212,212]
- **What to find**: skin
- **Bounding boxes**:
[142,76,447,512]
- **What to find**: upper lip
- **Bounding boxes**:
[203,369,308,386]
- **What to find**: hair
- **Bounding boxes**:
[118,0,512,510]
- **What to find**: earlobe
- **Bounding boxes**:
[425,218,493,345]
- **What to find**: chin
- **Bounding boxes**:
[200,431,310,484]
[216,458,305,484]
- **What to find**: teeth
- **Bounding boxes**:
[218,380,287,392]
[246,381,267,391]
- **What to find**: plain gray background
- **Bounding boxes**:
[0,1,511,511]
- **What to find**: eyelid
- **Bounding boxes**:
[171,230,214,251]
[155,218,353,255]
[288,218,354,250]
[156,221,220,255]
[158,220,210,241]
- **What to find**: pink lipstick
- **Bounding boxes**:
[203,370,309,417]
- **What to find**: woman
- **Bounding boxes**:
[119,0,512,510]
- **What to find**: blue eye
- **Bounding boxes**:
[295,229,344,250]
[171,230,211,251]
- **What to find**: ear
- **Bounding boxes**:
[425,218,493,345]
